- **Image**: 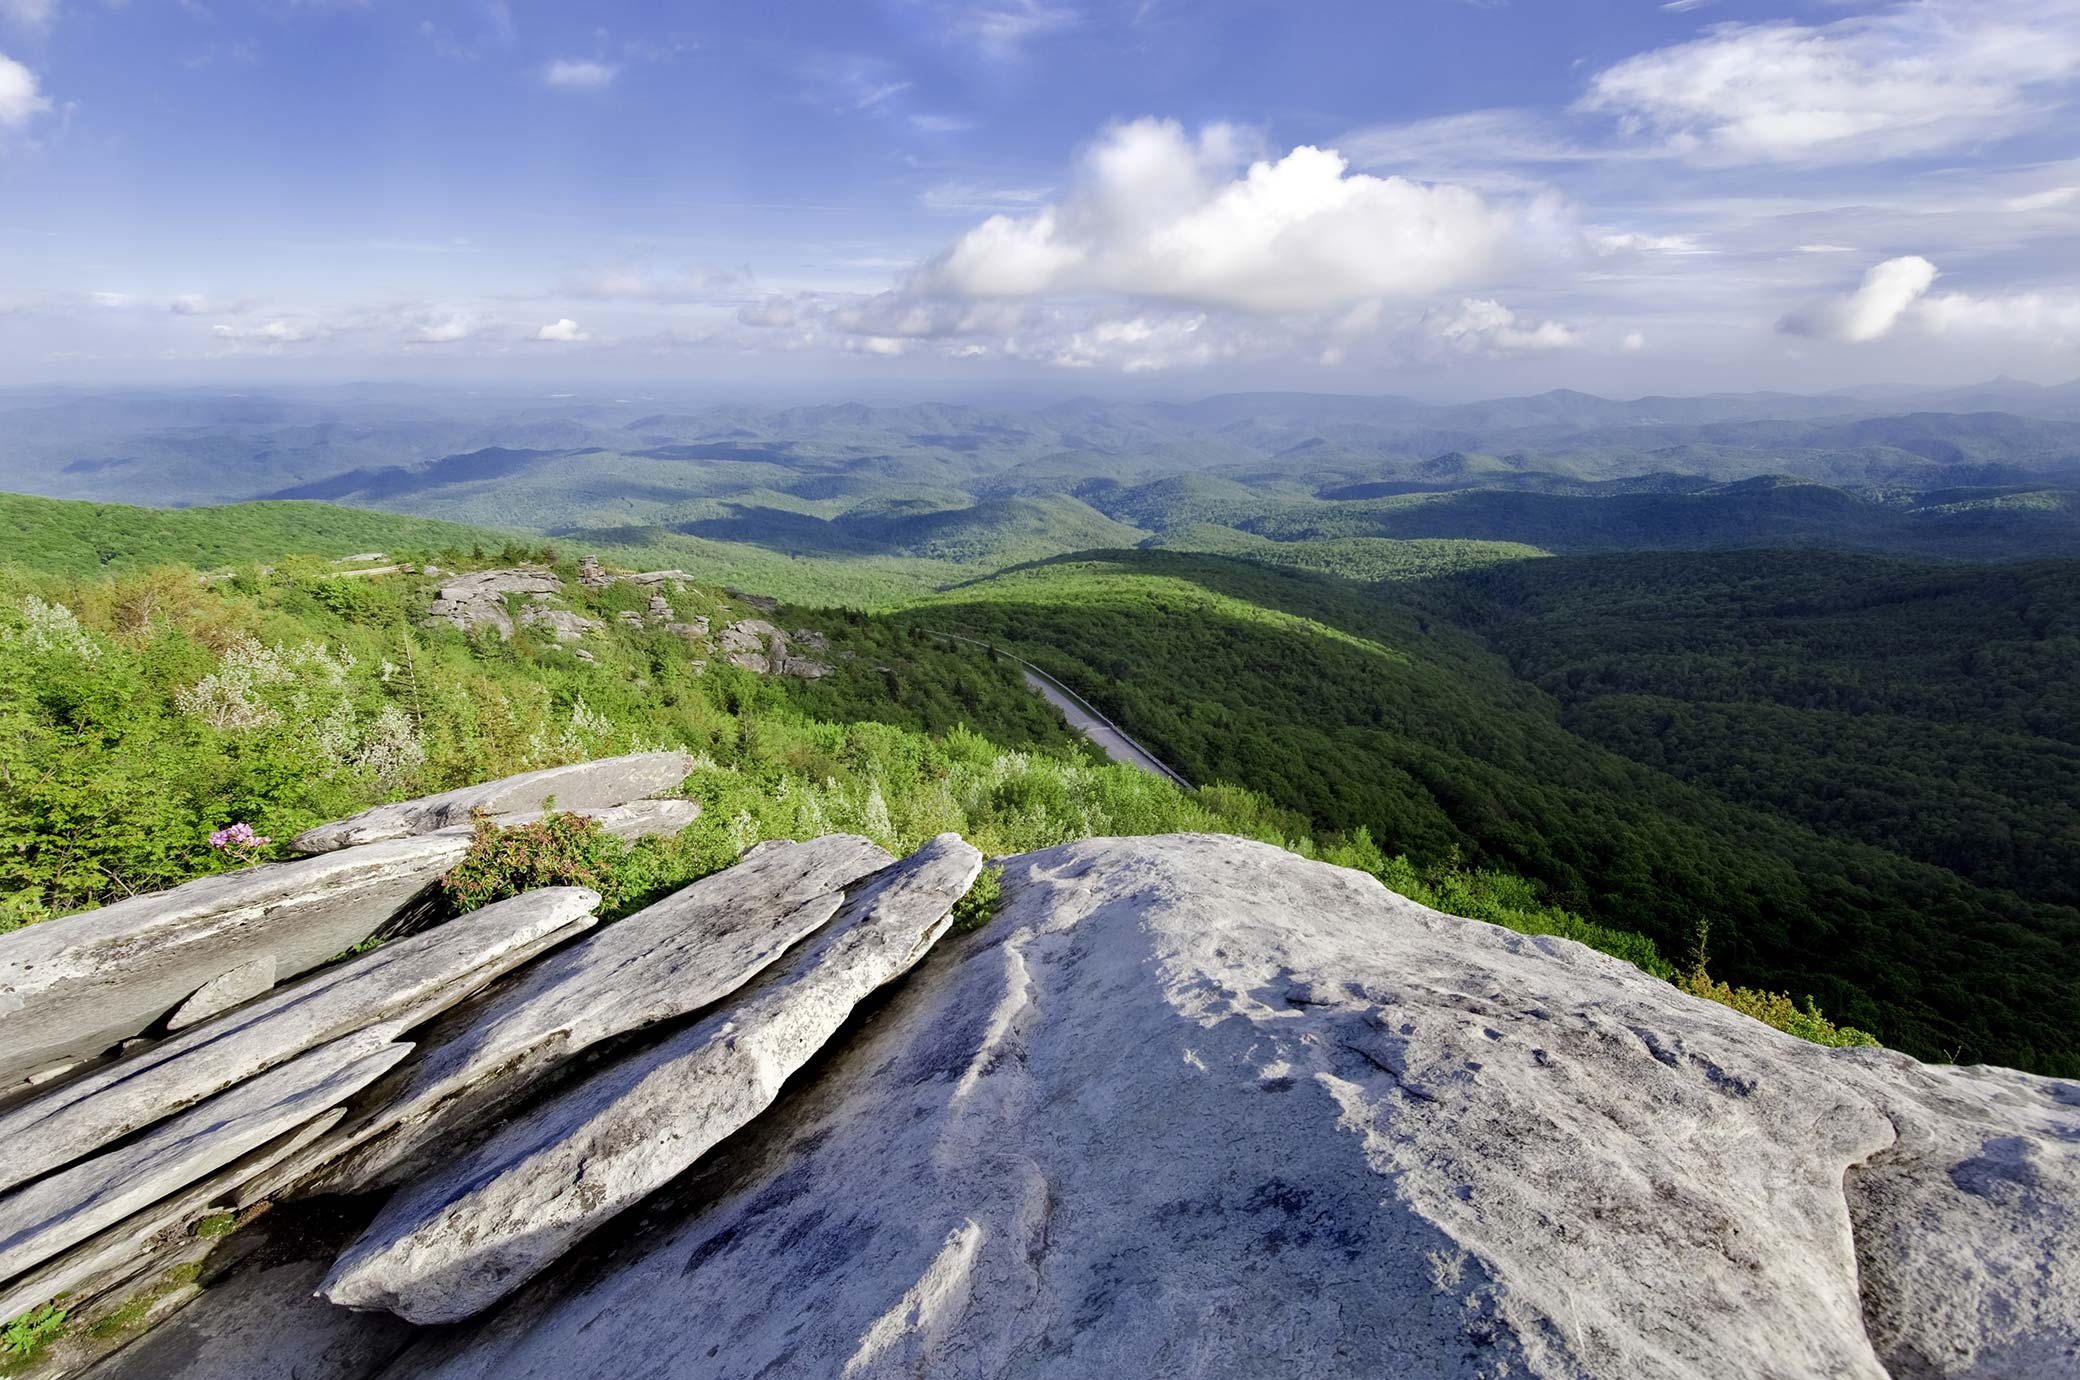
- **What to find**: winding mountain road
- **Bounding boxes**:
[927,632,1194,790]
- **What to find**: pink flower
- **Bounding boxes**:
[208,822,271,853]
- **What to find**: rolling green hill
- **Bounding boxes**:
[0,494,522,577]
[900,549,2080,1074]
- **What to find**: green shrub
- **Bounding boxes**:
[441,811,630,913]
[951,864,1004,932]
[1677,968,1881,1049]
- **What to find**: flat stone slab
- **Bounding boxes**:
[166,956,278,1032]
[291,751,697,853]
[324,835,981,1322]
[0,801,691,1088]
[0,1030,409,1283]
[0,889,600,1193]
[0,833,475,1086]
[295,834,895,1197]
[0,1110,346,1324]
[378,834,2080,1380]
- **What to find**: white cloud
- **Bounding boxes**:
[1594,232,1708,255]
[910,113,975,133]
[920,180,1054,213]
[89,291,134,308]
[1582,0,2080,165]
[2006,185,2080,211]
[911,118,1533,315]
[558,263,746,304]
[537,318,590,342]
[1779,255,1938,341]
[0,50,48,128]
[1427,298,1580,355]
[168,293,211,316]
[212,319,314,344]
[543,59,616,90]
[1915,289,2080,344]
[953,1,1077,60]
[409,313,478,344]
[1623,330,1648,351]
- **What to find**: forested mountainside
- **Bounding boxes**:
[904,549,2080,1074]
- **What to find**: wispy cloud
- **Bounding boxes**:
[950,1,1077,60]
[1582,0,2080,166]
[543,58,616,90]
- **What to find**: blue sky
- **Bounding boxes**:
[1,0,2076,397]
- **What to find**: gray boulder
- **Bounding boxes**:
[291,751,697,853]
[381,834,2079,1380]
[324,834,981,1323]
[0,1030,409,1283]
[165,955,278,1032]
[0,889,600,1192]
[288,834,895,1197]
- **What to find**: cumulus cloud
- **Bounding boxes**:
[537,318,590,342]
[1914,289,2080,344]
[0,50,48,128]
[1426,298,1580,355]
[910,118,1533,315]
[544,59,616,90]
[1582,0,2080,165]
[1779,255,1938,341]
[1623,331,1648,351]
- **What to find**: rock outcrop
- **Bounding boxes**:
[323,835,981,1322]
[0,889,600,1192]
[421,571,562,639]
[5,822,2075,1380]
[380,835,2078,1380]
[1,785,692,1086]
[291,751,696,853]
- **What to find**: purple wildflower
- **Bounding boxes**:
[208,821,271,853]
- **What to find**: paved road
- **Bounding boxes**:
[927,631,1193,789]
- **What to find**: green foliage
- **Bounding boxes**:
[439,811,710,921]
[951,864,1004,932]
[905,548,2080,1074]
[188,1211,241,1240]
[1,1304,67,1365]
[1676,968,1880,1049]
[0,493,517,578]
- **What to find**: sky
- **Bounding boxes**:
[1,0,2077,399]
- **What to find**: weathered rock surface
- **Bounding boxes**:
[292,752,696,853]
[325,834,981,1323]
[0,1110,346,1324]
[380,835,2080,1380]
[421,570,561,639]
[0,1030,409,1283]
[164,956,278,1032]
[84,1253,418,1380]
[0,834,474,1085]
[718,619,830,678]
[291,834,894,1195]
[0,889,600,1193]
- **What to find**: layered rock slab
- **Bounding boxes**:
[0,888,601,1193]
[0,800,690,1086]
[382,834,2080,1380]
[288,834,895,1197]
[0,1030,410,1284]
[325,834,981,1322]
[291,751,696,853]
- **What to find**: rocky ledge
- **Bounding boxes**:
[0,809,2072,1379]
